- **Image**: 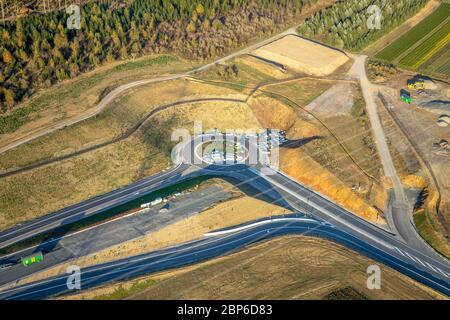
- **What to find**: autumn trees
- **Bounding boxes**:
[297,0,427,51]
[0,0,312,112]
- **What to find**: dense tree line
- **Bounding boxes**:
[0,0,316,112]
[298,0,427,50]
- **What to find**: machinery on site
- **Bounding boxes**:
[400,89,412,104]
[407,77,425,90]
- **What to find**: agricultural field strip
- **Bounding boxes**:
[375,3,450,61]
[393,16,450,64]
[400,21,450,69]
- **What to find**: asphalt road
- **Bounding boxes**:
[0,185,233,287]
[0,164,189,249]
[0,218,448,300]
[0,134,449,298]
[349,56,439,255]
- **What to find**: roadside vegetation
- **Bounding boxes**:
[0,79,244,172]
[0,100,260,230]
[297,0,427,51]
[375,3,450,79]
[0,54,192,136]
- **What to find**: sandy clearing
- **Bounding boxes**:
[253,35,349,76]
[305,83,356,117]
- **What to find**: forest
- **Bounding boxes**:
[0,0,314,111]
[297,0,427,51]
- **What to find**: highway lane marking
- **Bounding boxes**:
[262,168,450,270]
[394,247,406,256]
[4,224,450,299]
[0,220,320,296]
[252,168,395,251]
[203,217,319,236]
[0,165,183,243]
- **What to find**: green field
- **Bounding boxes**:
[420,43,450,78]
[399,22,450,70]
[375,3,450,61]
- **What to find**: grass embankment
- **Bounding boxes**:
[63,236,445,300]
[0,99,261,231]
[248,79,385,223]
[0,79,245,171]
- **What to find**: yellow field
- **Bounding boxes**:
[253,36,349,76]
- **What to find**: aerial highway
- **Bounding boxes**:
[0,134,449,299]
[0,217,449,300]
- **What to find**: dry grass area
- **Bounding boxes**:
[253,36,349,76]
[235,55,288,79]
[0,55,195,147]
[63,235,445,300]
[0,136,167,230]
[247,89,385,223]
[0,79,245,171]
[262,77,334,106]
[280,148,381,223]
[172,100,262,133]
[17,191,292,285]
[0,99,261,231]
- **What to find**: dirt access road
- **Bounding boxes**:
[349,56,444,258]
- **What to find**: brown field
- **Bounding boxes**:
[234,55,289,79]
[0,79,246,171]
[63,236,445,300]
[253,36,349,76]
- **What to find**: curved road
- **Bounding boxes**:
[0,134,449,299]
[0,218,449,300]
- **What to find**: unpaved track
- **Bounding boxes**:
[350,56,447,261]
[0,27,298,155]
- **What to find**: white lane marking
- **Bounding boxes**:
[252,168,394,250]
[0,165,181,240]
[394,247,406,256]
[425,261,438,273]
[435,267,449,278]
[203,217,318,236]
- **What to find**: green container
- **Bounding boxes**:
[21,252,44,266]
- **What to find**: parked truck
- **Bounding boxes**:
[21,252,44,266]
